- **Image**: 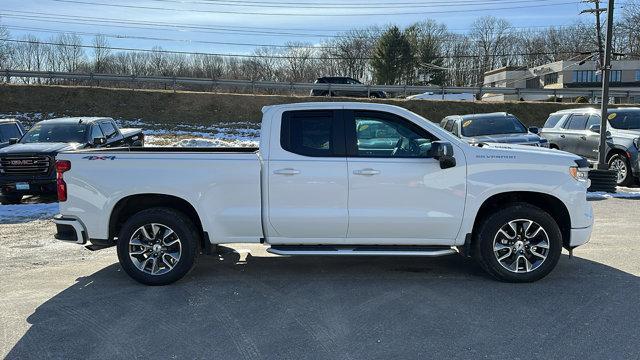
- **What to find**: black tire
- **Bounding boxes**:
[116,207,200,286]
[0,195,22,205]
[608,153,633,187]
[474,203,562,283]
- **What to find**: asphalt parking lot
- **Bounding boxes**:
[1,197,639,360]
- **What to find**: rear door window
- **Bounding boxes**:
[280,110,344,157]
[543,114,564,128]
[564,115,588,130]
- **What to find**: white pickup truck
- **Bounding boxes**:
[53,103,593,285]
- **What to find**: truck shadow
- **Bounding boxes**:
[7,253,640,359]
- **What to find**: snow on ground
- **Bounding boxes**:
[587,187,640,200]
[0,202,59,223]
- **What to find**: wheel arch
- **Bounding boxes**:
[109,194,207,251]
[470,191,572,251]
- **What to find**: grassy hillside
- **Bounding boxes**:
[0,84,596,127]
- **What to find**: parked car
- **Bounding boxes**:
[0,117,143,204]
[440,113,549,147]
[310,77,386,98]
[0,118,26,149]
[541,107,640,186]
[53,102,592,285]
[407,92,475,101]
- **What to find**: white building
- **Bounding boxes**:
[482,60,640,103]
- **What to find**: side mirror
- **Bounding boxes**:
[8,138,19,145]
[528,127,539,134]
[93,137,107,146]
[588,124,601,133]
[430,141,456,169]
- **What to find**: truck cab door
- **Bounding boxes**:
[344,110,466,244]
[266,110,349,243]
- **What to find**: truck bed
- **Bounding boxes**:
[57,149,263,244]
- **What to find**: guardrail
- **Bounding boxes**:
[3,69,640,99]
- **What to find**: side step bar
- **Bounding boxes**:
[267,245,458,257]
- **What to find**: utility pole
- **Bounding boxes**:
[597,0,615,169]
[581,0,606,66]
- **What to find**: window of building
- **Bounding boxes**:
[635,70,640,81]
[544,72,558,85]
[574,70,600,83]
[526,77,540,89]
[610,70,622,82]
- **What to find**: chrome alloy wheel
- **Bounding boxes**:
[493,219,550,273]
[129,223,182,276]
[610,158,628,183]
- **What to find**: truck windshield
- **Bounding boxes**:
[461,116,527,137]
[20,123,87,144]
[608,111,640,130]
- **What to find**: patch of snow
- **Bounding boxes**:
[587,190,640,200]
[0,203,59,223]
[171,138,258,148]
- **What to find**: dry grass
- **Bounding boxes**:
[0,83,602,127]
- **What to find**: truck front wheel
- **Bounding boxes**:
[116,208,200,285]
[474,203,562,282]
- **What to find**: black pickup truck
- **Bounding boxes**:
[0,117,143,204]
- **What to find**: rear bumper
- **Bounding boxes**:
[53,215,87,244]
[1,179,56,196]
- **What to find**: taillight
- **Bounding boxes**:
[56,160,71,202]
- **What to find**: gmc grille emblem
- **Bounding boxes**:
[9,160,34,166]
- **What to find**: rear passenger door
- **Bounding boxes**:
[266,110,349,242]
[560,114,588,155]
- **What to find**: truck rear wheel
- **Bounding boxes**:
[116,207,200,285]
[474,203,562,283]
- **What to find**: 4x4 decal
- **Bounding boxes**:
[82,155,116,161]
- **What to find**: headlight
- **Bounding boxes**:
[634,137,639,150]
[570,166,589,182]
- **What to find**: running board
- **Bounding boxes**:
[267,245,458,257]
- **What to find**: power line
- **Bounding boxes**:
[143,0,569,9]
[3,25,339,49]
[0,9,579,34]
[48,0,581,17]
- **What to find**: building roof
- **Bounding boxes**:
[483,66,528,76]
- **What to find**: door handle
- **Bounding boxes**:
[353,168,381,176]
[580,135,587,140]
[560,134,565,138]
[273,168,300,175]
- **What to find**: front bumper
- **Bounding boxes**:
[53,215,87,244]
[570,225,593,248]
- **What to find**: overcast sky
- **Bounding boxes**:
[0,0,604,54]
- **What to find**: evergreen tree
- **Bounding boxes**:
[371,26,413,85]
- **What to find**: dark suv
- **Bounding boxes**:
[540,107,640,186]
[440,112,549,147]
[310,77,386,98]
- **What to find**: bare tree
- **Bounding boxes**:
[93,34,111,73]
